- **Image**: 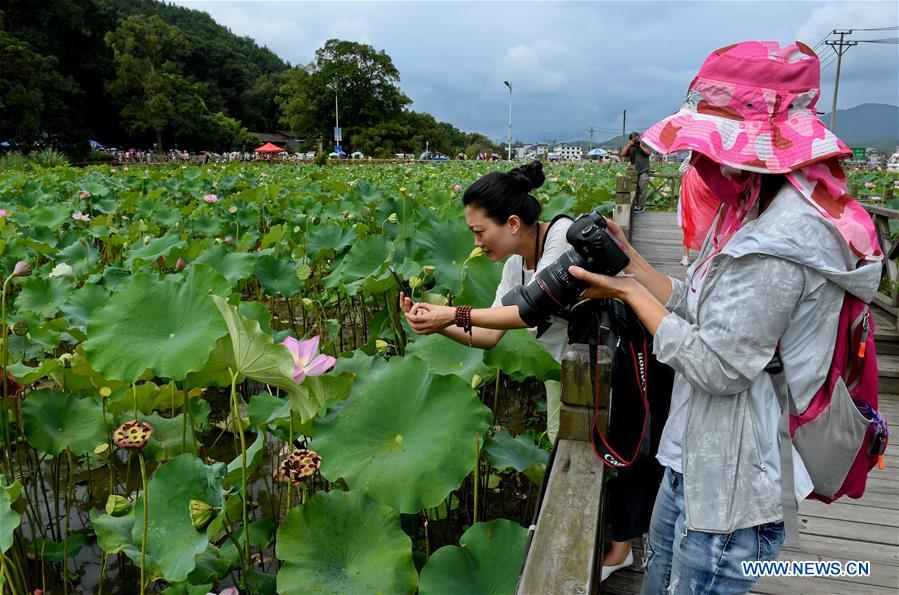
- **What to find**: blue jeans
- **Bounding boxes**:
[640,468,784,595]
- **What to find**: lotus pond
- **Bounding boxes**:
[0,160,633,594]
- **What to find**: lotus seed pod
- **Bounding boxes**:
[310,216,321,225]
[387,212,398,224]
[105,494,131,516]
[112,420,154,451]
[99,386,112,399]
[11,321,28,336]
[296,264,312,280]
[138,220,148,233]
[94,442,109,456]
[228,206,238,214]
[469,247,485,258]
[399,187,407,193]
[408,276,422,289]
[275,448,322,484]
[301,298,314,308]
[422,265,435,275]
[471,374,482,389]
[188,499,217,530]
[375,340,389,352]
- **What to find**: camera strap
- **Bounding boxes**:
[591,323,651,468]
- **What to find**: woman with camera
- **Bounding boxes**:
[401,160,572,444]
[568,41,882,593]
[401,160,666,579]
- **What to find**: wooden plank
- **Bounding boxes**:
[799,500,899,526]
[517,440,605,595]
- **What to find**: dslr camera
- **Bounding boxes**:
[501,212,630,328]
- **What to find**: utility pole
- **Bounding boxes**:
[588,126,596,151]
[621,110,627,153]
[504,81,513,160]
[333,90,342,152]
[825,30,857,131]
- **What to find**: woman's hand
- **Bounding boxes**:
[568,266,639,301]
[604,217,634,258]
[404,302,456,335]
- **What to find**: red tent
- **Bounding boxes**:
[254,142,285,153]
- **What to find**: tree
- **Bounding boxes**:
[105,14,199,148]
[276,39,411,144]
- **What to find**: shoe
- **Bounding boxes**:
[680,256,690,267]
[600,550,633,582]
[633,206,645,213]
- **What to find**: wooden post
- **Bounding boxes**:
[517,343,612,594]
[614,173,634,242]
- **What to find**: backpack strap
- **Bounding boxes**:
[765,350,800,549]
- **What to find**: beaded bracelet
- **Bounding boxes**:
[454,305,473,346]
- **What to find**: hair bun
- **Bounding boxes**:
[509,160,545,192]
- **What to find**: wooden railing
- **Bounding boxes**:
[516,343,613,594]
[861,203,899,330]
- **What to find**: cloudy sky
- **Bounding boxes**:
[173,0,898,144]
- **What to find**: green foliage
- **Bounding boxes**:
[32,148,71,168]
[275,490,418,594]
[418,520,528,594]
[313,356,492,513]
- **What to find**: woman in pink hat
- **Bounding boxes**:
[569,41,882,593]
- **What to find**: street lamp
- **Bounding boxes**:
[503,80,512,160]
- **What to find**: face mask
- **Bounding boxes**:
[690,153,760,207]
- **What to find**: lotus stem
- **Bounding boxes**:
[63,450,75,595]
[473,436,480,525]
[228,368,251,564]
[98,552,108,595]
[422,510,430,560]
[493,370,501,424]
[138,451,148,595]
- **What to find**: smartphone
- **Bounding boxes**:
[389,266,416,303]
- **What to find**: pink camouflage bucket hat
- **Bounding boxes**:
[641,41,852,173]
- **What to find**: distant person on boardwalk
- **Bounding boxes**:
[676,161,719,266]
[568,41,881,594]
[621,131,652,212]
[400,160,572,443]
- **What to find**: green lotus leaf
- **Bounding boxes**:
[484,429,549,472]
[60,283,109,333]
[414,218,472,294]
[330,349,388,381]
[542,192,577,220]
[313,356,491,512]
[124,233,186,268]
[0,476,22,554]
[456,253,502,309]
[194,244,256,285]
[484,330,561,382]
[210,295,319,421]
[136,412,198,463]
[275,490,418,595]
[7,359,59,384]
[405,333,490,384]
[220,516,275,568]
[307,224,357,257]
[132,454,226,583]
[22,390,108,456]
[32,532,87,562]
[14,277,72,319]
[56,240,100,277]
[323,235,392,294]
[254,254,303,296]
[418,519,527,595]
[182,335,233,389]
[84,267,229,383]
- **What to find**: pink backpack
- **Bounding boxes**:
[768,293,889,545]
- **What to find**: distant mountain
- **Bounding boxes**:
[823,103,899,154]
[592,104,898,155]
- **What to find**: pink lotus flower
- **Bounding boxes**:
[282,335,336,384]
[71,211,91,222]
[79,190,91,199]
[203,194,218,203]
[0,209,7,218]
[454,184,463,192]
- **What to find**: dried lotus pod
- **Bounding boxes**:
[11,321,28,337]
[275,448,322,484]
[296,263,312,280]
[112,420,154,451]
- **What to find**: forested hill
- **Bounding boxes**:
[0,0,288,150]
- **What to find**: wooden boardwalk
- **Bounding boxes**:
[602,210,899,595]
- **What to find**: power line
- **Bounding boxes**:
[854,37,899,44]
[849,26,898,32]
